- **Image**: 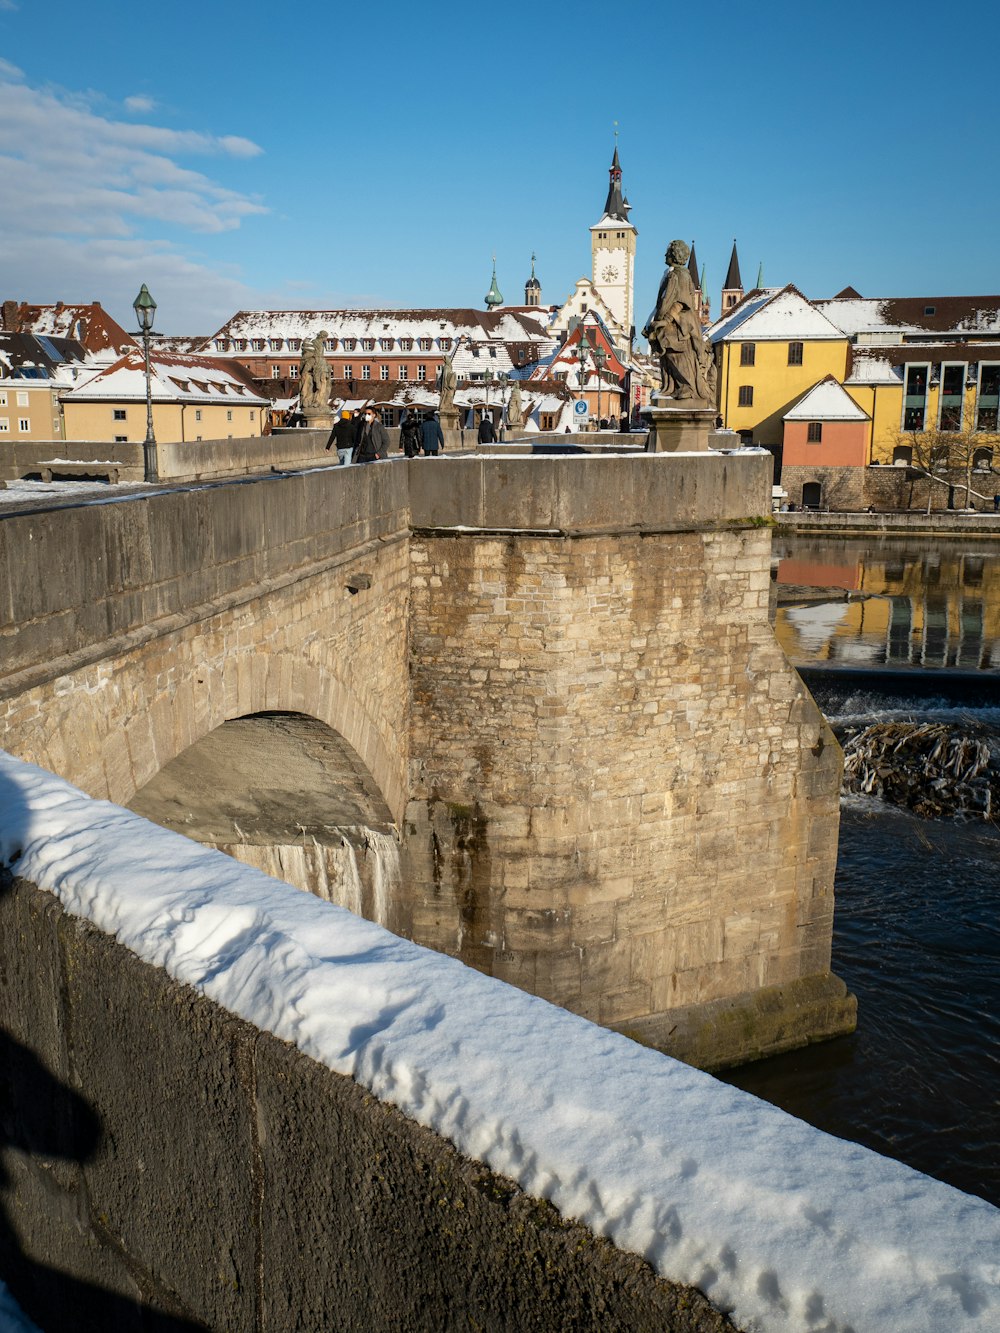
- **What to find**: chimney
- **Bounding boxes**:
[1,299,18,330]
[55,300,64,311]
[93,300,102,308]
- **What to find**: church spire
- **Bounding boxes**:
[602,140,628,222]
[524,252,541,307]
[484,255,503,309]
[721,239,745,313]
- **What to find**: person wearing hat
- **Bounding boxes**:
[420,411,445,457]
[325,409,356,466]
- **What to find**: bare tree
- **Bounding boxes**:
[891,423,999,510]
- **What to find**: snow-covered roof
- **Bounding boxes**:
[206,307,552,348]
[61,351,270,405]
[784,377,869,421]
[818,295,1000,339]
[709,286,846,343]
[4,302,136,356]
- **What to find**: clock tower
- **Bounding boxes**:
[590,144,637,340]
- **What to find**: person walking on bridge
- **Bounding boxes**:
[325,410,356,466]
[354,407,389,464]
[420,411,444,456]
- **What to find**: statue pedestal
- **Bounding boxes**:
[644,399,715,453]
[439,407,462,452]
[303,407,335,433]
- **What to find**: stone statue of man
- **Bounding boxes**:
[299,331,331,410]
[642,241,716,406]
[437,344,458,414]
[506,380,524,431]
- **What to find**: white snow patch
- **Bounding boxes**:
[0,752,998,1333]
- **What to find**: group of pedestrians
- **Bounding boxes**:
[325,408,444,465]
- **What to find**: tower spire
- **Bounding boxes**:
[602,138,627,222]
[721,239,745,313]
[484,255,503,309]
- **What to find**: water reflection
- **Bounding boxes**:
[773,536,1000,671]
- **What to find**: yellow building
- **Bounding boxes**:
[61,351,270,444]
[711,286,850,450]
[711,286,1000,475]
[0,330,89,444]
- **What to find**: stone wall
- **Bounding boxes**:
[402,457,853,1068]
[0,466,413,820]
[781,461,999,514]
[0,874,733,1333]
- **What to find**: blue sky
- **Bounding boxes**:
[1,0,998,335]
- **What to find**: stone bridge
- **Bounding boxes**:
[0,455,855,1067]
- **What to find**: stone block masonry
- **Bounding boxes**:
[0,454,855,1069]
[403,456,855,1068]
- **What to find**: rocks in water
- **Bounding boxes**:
[836,719,999,821]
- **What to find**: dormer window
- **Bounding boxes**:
[361,338,374,351]
[418,338,432,351]
[325,339,336,351]
[270,338,283,350]
[252,339,265,351]
[288,339,301,352]
[343,338,357,351]
[440,338,452,351]
[924,306,936,316]
[399,338,413,351]
[380,337,394,350]
[215,340,227,351]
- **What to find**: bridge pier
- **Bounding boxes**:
[401,457,855,1069]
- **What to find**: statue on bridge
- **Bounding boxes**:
[643,241,716,407]
[299,332,332,412]
[506,380,524,432]
[437,344,459,416]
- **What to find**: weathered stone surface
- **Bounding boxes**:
[0,456,853,1068]
[0,875,736,1333]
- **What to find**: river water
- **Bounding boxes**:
[721,535,1000,1208]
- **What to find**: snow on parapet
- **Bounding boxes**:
[1,750,998,1333]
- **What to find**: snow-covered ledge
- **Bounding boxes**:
[1,751,998,1332]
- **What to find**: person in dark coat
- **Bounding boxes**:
[400,412,422,458]
[354,407,389,463]
[420,412,444,456]
[325,410,356,465]
[477,413,496,444]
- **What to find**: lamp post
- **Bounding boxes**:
[577,331,590,429]
[592,342,607,428]
[132,283,158,481]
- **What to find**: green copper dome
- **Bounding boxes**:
[485,258,503,309]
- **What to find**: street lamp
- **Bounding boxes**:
[132,283,158,481]
[592,342,607,428]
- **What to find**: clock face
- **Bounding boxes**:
[601,264,619,282]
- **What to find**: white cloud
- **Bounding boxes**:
[0,67,268,327]
[0,2,19,12]
[124,94,156,114]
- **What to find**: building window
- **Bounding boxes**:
[344,338,357,351]
[0,392,6,405]
[740,343,755,366]
[380,407,393,426]
[361,339,374,351]
[18,418,30,432]
[903,363,929,432]
[380,364,389,380]
[289,364,298,378]
[362,365,371,380]
[976,364,1000,432]
[939,363,965,431]
[417,364,427,381]
[973,447,993,471]
[440,338,451,351]
[399,338,412,351]
[325,339,335,351]
[801,481,823,509]
[215,340,227,351]
[343,364,353,380]
[738,385,753,407]
[227,410,233,421]
[380,338,393,351]
[270,339,282,351]
[195,409,202,421]
[419,338,432,351]
[807,422,822,442]
[288,339,301,352]
[0,418,8,432]
[236,340,247,351]
[271,365,281,378]
[114,434,128,443]
[113,408,127,421]
[249,410,256,422]
[892,444,913,465]
[17,391,29,407]
[253,340,265,351]
[398,365,408,380]
[788,342,804,366]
